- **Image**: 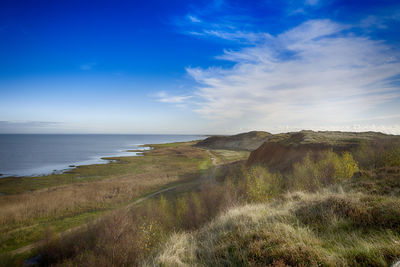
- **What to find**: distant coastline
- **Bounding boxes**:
[0,134,205,178]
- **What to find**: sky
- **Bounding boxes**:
[0,0,400,134]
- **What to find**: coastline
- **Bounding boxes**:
[0,140,204,195]
[0,140,213,255]
[0,135,205,179]
[0,149,146,179]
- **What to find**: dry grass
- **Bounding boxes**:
[4,134,400,266]
[15,146,400,266]
[29,177,235,266]
[0,142,211,253]
[149,190,400,267]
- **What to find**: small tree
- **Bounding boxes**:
[292,151,359,192]
[334,152,359,182]
[245,166,283,202]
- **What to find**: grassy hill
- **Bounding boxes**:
[195,131,271,151]
[148,131,400,266]
[150,186,400,266]
[247,130,400,173]
[4,131,400,266]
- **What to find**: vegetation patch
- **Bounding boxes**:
[0,141,211,255]
[150,191,400,267]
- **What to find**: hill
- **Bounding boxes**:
[195,131,271,151]
[247,130,400,173]
[149,165,400,267]
[9,131,400,266]
[150,188,400,266]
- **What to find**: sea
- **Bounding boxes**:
[0,134,205,177]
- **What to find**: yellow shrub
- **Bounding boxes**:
[292,151,358,191]
[245,166,283,202]
[335,152,359,181]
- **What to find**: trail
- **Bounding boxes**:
[9,152,219,256]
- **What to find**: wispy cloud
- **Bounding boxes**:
[169,19,400,132]
[360,10,400,30]
[187,15,201,23]
[155,91,192,104]
[173,1,259,44]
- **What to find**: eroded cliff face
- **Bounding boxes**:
[247,142,328,173]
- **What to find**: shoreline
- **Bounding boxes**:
[0,140,213,255]
[0,138,203,179]
[0,140,204,195]
[0,147,149,179]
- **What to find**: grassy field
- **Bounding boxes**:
[0,141,214,254]
[208,149,250,164]
[2,135,400,266]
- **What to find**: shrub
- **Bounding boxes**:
[353,139,400,169]
[294,195,370,227]
[150,192,400,267]
[380,147,400,167]
[244,166,283,202]
[291,151,358,191]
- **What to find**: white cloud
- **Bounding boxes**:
[155,91,192,104]
[187,15,201,23]
[181,19,400,133]
[202,30,267,43]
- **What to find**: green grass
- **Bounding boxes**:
[208,149,250,164]
[0,209,105,253]
[147,140,199,148]
[0,141,205,195]
[0,141,212,255]
[0,155,142,195]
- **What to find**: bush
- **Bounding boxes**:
[352,139,400,169]
[380,147,400,167]
[244,166,283,202]
[150,192,400,267]
[291,151,358,191]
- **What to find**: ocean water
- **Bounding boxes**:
[0,134,204,177]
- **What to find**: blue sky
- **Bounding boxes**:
[1,0,400,134]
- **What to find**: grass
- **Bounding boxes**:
[146,146,400,267]
[0,141,212,254]
[0,141,201,195]
[149,190,400,266]
[0,209,104,253]
[3,134,400,266]
[208,149,250,164]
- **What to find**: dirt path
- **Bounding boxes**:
[10,153,219,256]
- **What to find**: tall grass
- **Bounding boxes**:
[25,146,400,266]
[0,143,211,253]
[34,150,360,266]
[149,191,400,267]
[35,181,236,266]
